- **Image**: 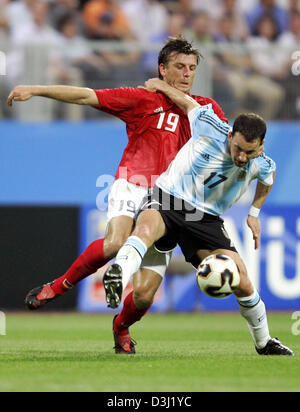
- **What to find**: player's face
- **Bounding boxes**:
[229,132,263,167]
[159,53,198,93]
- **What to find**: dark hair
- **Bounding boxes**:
[57,13,76,32]
[158,35,202,79]
[254,13,280,40]
[232,113,266,143]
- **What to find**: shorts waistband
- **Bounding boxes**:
[153,186,221,222]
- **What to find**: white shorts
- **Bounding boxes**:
[107,178,149,222]
[107,178,171,278]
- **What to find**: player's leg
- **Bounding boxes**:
[52,177,139,294]
[103,208,167,308]
[112,268,162,354]
[25,215,134,310]
[25,179,138,309]
[197,248,269,348]
[53,216,134,294]
[112,246,171,354]
[197,248,294,355]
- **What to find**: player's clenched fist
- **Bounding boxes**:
[7,85,36,106]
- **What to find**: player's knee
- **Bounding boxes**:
[133,224,155,247]
[104,236,128,258]
[133,287,154,309]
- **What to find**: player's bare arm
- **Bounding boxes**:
[143,78,199,114]
[7,85,99,106]
[247,171,276,250]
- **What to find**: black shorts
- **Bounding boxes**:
[140,186,237,268]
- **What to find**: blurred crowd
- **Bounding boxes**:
[0,0,299,120]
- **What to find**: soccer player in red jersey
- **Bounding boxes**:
[8,36,227,354]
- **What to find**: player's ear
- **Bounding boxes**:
[159,63,166,79]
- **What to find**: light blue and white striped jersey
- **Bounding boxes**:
[156,104,276,216]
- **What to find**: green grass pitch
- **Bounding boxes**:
[0,312,299,392]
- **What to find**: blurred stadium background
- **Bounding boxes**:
[1,0,300,314]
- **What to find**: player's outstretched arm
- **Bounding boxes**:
[7,85,99,107]
[247,172,276,250]
[142,78,199,114]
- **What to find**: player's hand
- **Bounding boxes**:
[7,86,35,106]
[247,215,261,250]
[142,78,166,93]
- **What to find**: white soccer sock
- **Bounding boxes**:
[114,236,148,290]
[237,291,271,349]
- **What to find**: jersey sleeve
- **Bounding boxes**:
[188,104,231,142]
[255,154,276,186]
[92,88,143,122]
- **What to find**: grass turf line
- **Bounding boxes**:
[0,312,299,392]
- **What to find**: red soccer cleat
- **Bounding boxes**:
[25,282,58,310]
[113,315,136,354]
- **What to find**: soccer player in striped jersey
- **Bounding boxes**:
[8,36,227,354]
[104,78,294,356]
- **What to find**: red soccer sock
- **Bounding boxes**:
[51,238,109,295]
[114,291,152,336]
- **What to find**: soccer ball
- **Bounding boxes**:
[196,254,240,298]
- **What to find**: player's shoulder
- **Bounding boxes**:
[252,152,276,186]
[191,95,228,123]
[96,87,144,96]
[94,87,166,112]
[188,105,231,143]
[95,87,155,98]
[192,96,216,105]
[254,152,276,170]
[121,87,168,103]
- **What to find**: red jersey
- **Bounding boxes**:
[93,88,227,188]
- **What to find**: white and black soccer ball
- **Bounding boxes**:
[196,254,240,299]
